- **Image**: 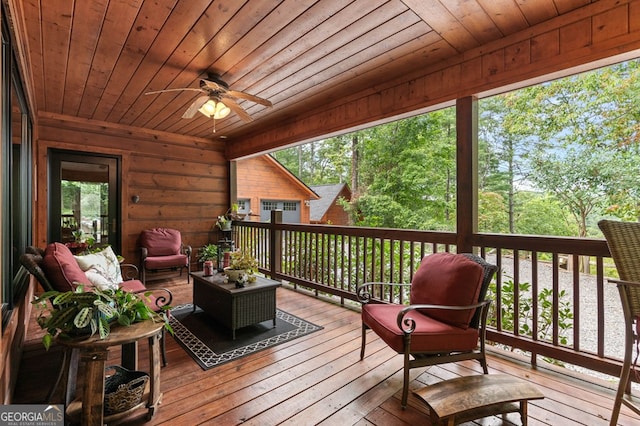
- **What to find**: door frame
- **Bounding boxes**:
[47,149,122,253]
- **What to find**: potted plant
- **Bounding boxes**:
[223,249,258,286]
[215,202,245,231]
[198,243,218,264]
[32,285,172,350]
[215,215,232,231]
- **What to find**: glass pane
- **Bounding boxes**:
[60,161,110,245]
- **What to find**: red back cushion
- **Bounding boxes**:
[410,252,484,329]
[41,242,90,292]
[140,228,181,256]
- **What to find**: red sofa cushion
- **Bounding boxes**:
[362,304,479,353]
[410,252,484,329]
[143,254,188,270]
[41,242,91,292]
[140,228,182,256]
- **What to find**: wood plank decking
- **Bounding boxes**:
[13,276,639,425]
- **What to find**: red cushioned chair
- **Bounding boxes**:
[139,228,192,285]
[357,252,498,408]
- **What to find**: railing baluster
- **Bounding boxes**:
[552,253,560,346]
[573,256,581,352]
[514,250,520,338]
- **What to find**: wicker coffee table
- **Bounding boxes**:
[190,271,281,339]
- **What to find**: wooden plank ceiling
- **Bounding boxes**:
[18,0,593,141]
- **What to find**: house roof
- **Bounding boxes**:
[262,156,320,200]
[309,183,350,221]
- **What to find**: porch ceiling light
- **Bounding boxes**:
[198,99,231,119]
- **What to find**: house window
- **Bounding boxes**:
[283,202,297,211]
[2,13,33,324]
[262,201,278,211]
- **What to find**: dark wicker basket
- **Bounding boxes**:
[104,365,149,415]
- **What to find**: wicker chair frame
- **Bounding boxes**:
[598,219,640,425]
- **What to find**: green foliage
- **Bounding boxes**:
[227,249,258,272]
[198,244,218,263]
[514,193,578,236]
[32,285,172,350]
[487,279,573,347]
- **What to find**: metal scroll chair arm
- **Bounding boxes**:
[396,300,492,333]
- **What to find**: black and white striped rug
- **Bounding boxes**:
[169,304,323,370]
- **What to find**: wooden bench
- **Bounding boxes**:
[412,374,544,426]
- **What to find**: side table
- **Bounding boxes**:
[57,320,164,425]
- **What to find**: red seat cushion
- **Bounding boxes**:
[410,252,484,329]
[119,279,146,293]
[362,304,479,353]
[143,254,188,270]
[140,228,182,256]
[41,242,91,292]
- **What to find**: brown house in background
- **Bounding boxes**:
[309,184,352,225]
[236,155,319,223]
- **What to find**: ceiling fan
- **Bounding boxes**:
[145,73,272,125]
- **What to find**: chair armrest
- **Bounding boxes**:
[120,263,139,280]
[182,244,192,257]
[356,281,411,304]
[133,287,173,311]
[140,247,148,261]
[607,278,640,288]
[397,299,491,333]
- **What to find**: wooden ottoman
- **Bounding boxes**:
[412,374,544,426]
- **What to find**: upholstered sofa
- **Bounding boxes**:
[20,242,172,364]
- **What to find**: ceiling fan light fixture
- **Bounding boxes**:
[199,99,230,119]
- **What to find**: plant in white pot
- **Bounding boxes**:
[223,249,258,287]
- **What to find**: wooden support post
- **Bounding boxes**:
[456,96,478,253]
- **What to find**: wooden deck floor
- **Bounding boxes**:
[13,275,639,425]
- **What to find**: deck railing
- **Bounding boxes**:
[234,214,626,381]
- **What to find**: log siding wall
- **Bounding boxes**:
[35,113,228,265]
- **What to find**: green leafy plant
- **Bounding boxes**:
[32,285,172,350]
[227,249,258,272]
[198,244,218,263]
[215,202,244,230]
[487,279,574,358]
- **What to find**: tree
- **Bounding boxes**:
[503,60,640,235]
[352,109,457,230]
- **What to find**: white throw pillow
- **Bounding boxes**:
[85,268,119,291]
[74,246,123,287]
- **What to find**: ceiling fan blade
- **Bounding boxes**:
[182,96,210,119]
[223,98,253,122]
[145,87,204,95]
[225,90,272,107]
[201,79,226,92]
